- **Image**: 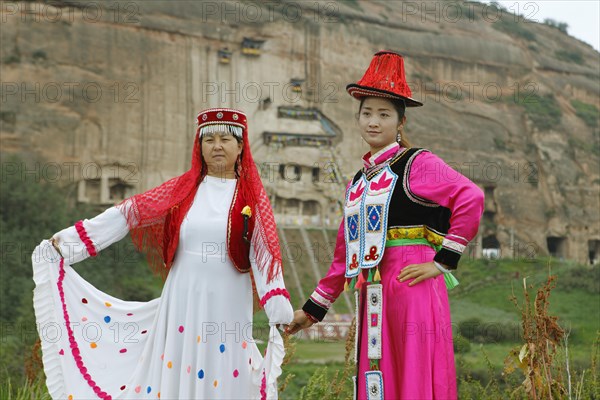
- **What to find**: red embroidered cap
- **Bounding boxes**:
[346,51,423,107]
[196,108,247,138]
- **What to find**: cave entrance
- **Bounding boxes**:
[546,236,567,259]
[482,235,501,259]
[589,239,600,265]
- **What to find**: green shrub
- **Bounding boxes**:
[556,265,600,294]
[544,18,569,33]
[493,18,536,42]
[555,49,584,65]
[454,333,472,353]
[32,50,47,60]
[571,99,599,128]
[516,93,562,131]
[459,317,520,343]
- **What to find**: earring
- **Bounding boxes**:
[396,130,402,143]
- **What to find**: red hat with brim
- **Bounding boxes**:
[346,51,423,107]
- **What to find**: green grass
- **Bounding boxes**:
[279,361,349,399]
[0,378,51,400]
[294,341,346,363]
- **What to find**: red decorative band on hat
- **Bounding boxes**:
[196,108,247,138]
[346,85,422,107]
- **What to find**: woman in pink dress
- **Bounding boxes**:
[286,51,485,399]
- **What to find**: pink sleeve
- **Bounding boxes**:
[302,219,347,321]
[407,150,484,268]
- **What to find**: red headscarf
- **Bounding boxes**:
[118,108,282,284]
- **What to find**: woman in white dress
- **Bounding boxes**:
[32,108,294,400]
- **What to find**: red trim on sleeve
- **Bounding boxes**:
[259,288,290,307]
[75,220,98,257]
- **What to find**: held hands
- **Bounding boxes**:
[284,262,449,334]
[397,261,443,286]
[284,310,315,335]
[264,296,294,328]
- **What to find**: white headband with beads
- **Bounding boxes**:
[199,123,243,139]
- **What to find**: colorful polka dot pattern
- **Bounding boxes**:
[55,235,256,399]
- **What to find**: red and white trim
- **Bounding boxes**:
[74,220,98,257]
[446,233,469,245]
[259,288,290,308]
[441,238,466,254]
[309,289,333,310]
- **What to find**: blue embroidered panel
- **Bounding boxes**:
[347,213,359,242]
[366,205,383,232]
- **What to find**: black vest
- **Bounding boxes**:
[351,147,451,236]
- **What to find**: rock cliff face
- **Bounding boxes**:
[1,0,598,264]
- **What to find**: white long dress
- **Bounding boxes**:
[32,175,293,400]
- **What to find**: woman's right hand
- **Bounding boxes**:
[285,309,315,335]
[49,237,63,258]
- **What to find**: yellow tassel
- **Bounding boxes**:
[344,280,349,292]
[374,268,381,282]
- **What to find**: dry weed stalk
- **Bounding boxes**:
[24,338,44,383]
[504,273,567,399]
[279,330,297,393]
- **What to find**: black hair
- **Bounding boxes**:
[358,97,406,120]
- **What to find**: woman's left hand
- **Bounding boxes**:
[397,261,442,286]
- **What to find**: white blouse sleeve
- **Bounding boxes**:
[250,243,294,325]
[51,206,130,265]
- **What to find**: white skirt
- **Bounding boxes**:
[32,240,284,400]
